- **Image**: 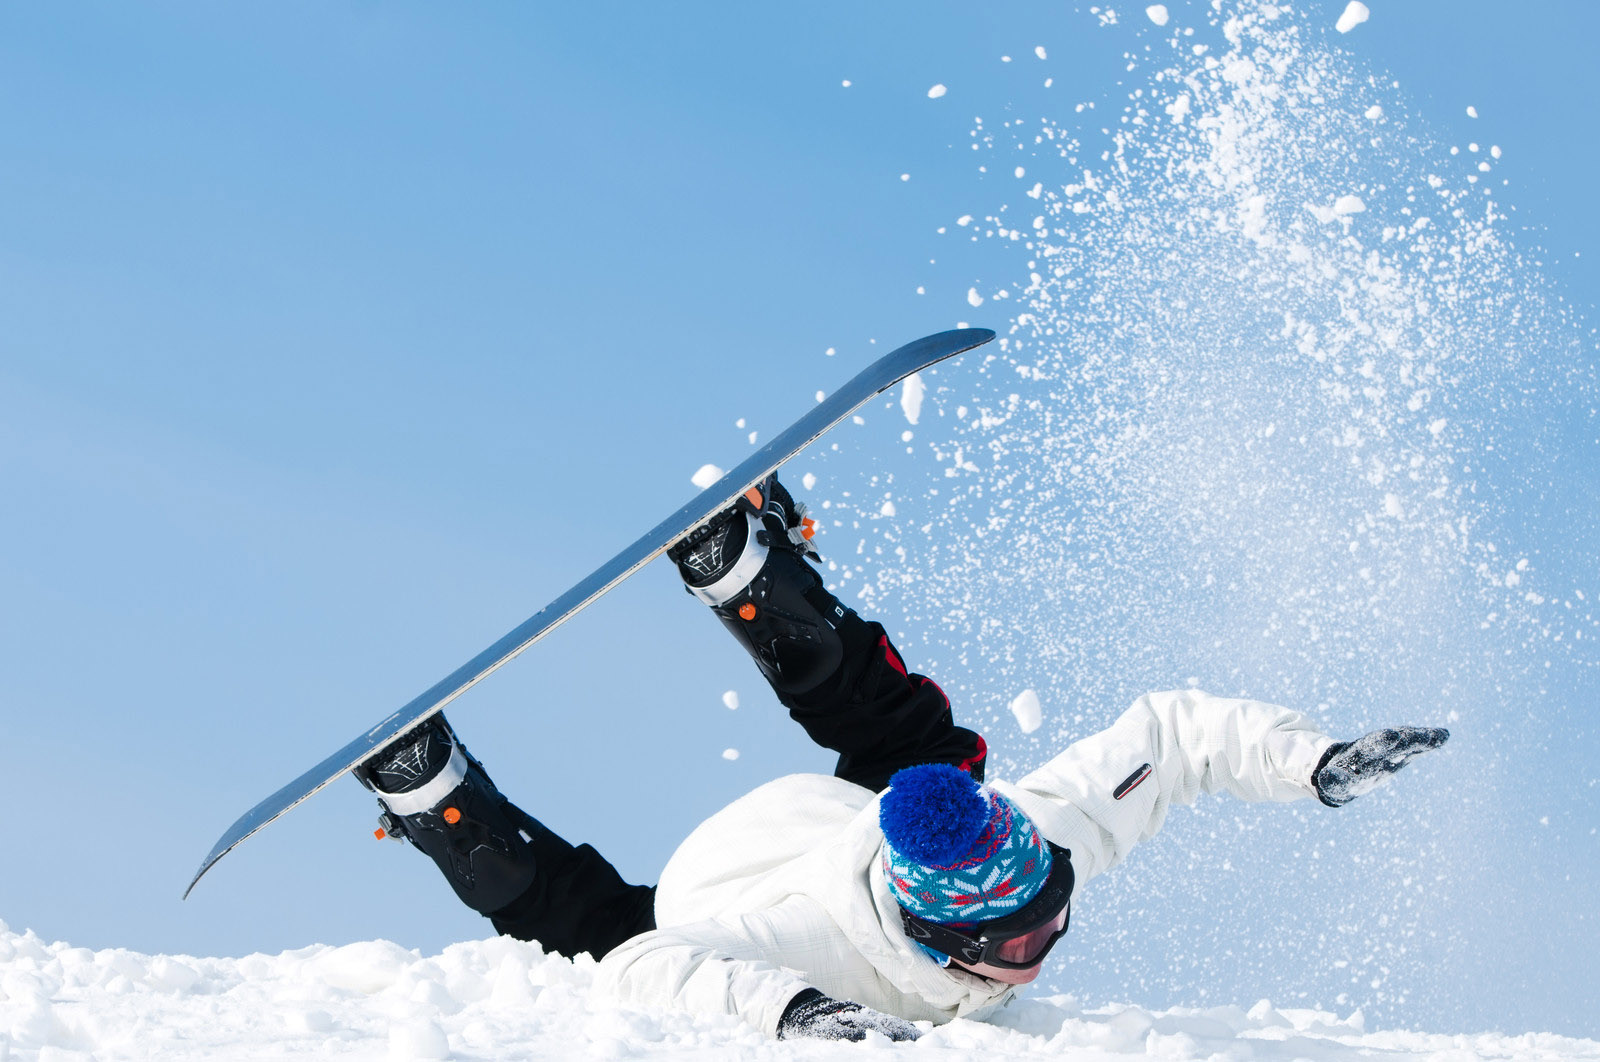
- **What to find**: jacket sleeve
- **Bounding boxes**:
[1006,689,1333,886]
[592,894,851,1038]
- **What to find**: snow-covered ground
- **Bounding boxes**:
[4,921,1593,1061]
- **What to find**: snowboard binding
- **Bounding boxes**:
[354,714,539,916]
[668,474,852,698]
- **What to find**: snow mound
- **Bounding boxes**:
[2,921,1594,1060]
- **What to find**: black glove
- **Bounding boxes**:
[776,988,921,1042]
[1314,726,1450,807]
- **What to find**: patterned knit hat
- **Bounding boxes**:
[879,763,1053,933]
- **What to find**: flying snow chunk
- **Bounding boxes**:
[691,463,725,489]
[928,84,947,99]
[1383,493,1405,519]
[901,372,927,425]
[1334,195,1367,215]
[841,79,852,88]
[722,748,740,761]
[1034,45,1048,60]
[967,287,985,307]
[802,472,818,490]
[1365,104,1383,120]
[1335,1,1369,32]
[1010,689,1043,733]
[722,690,740,710]
[880,500,897,517]
[1467,105,1479,118]
[1145,4,1170,25]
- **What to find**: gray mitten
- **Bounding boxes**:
[776,988,921,1042]
[1314,726,1450,807]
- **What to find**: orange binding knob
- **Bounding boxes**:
[442,807,462,825]
[738,602,758,621]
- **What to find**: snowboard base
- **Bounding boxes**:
[186,327,995,897]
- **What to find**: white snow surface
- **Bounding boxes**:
[5,921,1593,1061]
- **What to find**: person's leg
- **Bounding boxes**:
[785,610,987,792]
[668,475,985,792]
[356,714,655,960]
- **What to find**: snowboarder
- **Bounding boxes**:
[356,474,1449,1042]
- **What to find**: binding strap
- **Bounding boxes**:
[377,742,469,817]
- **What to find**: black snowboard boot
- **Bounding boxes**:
[667,473,852,698]
[354,714,539,916]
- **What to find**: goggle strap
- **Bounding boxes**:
[898,906,987,966]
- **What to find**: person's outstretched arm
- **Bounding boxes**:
[1004,690,1447,885]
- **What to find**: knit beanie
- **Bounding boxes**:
[879,763,1053,935]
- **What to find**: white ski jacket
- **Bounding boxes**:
[593,689,1333,1037]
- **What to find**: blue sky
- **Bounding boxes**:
[3,0,1595,1039]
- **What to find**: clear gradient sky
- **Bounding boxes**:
[2,0,1596,1039]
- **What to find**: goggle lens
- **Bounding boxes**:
[992,905,1069,965]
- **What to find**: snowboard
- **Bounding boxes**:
[185,326,996,897]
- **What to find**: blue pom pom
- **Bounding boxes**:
[879,763,990,867]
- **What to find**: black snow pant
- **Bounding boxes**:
[485,610,985,960]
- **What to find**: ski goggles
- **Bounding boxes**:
[897,840,1075,971]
